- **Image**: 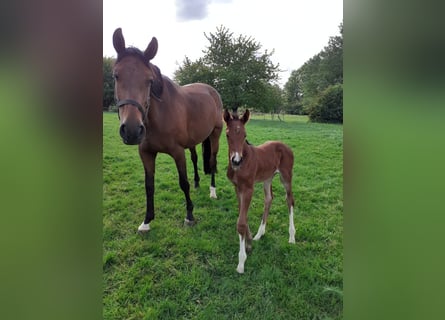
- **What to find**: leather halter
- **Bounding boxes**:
[116,99,146,120]
[116,82,153,121]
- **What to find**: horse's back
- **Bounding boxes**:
[181,83,222,107]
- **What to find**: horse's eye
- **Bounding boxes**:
[113,73,119,80]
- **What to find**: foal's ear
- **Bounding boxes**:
[113,28,126,55]
[223,109,232,123]
[145,37,158,61]
[241,109,250,124]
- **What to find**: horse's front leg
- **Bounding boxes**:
[172,149,195,226]
[236,186,253,273]
[138,150,157,233]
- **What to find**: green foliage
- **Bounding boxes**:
[284,22,343,120]
[103,112,343,319]
[103,57,115,111]
[174,26,281,112]
[283,69,303,114]
[308,84,343,123]
[173,56,214,86]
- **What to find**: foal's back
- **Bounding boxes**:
[251,141,294,183]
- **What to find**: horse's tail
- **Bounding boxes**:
[202,137,211,174]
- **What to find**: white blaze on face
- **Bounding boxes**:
[232,152,242,163]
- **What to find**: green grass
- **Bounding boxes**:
[103,112,343,319]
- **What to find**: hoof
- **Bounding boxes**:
[289,238,296,244]
[209,186,217,199]
[236,266,245,274]
[138,222,150,233]
[184,218,197,226]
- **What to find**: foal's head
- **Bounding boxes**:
[112,28,163,145]
[223,109,250,169]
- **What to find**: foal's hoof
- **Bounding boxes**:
[184,218,197,226]
[137,222,151,233]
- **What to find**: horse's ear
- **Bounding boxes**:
[113,28,126,55]
[151,64,163,99]
[145,37,158,61]
[223,109,232,123]
[241,109,250,124]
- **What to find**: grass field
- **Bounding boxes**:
[103,112,343,319]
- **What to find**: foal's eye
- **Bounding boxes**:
[113,73,119,80]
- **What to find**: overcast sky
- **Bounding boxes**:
[103,0,343,87]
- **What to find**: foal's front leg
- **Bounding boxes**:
[236,186,253,273]
[254,179,273,241]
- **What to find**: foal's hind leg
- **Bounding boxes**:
[253,178,273,241]
[189,147,200,188]
[280,172,296,243]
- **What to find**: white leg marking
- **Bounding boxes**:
[209,186,217,199]
[253,220,266,240]
[237,234,247,274]
[138,222,150,232]
[289,206,296,243]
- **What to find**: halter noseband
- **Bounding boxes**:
[116,99,145,119]
[116,83,153,121]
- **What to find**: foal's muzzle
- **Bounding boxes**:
[230,152,243,168]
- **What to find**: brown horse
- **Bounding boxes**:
[112,28,223,232]
[223,109,296,273]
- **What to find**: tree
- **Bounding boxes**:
[284,22,343,121]
[283,70,303,114]
[174,56,214,86]
[308,84,343,123]
[174,26,281,112]
[103,57,115,111]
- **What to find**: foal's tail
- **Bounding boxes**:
[202,137,211,174]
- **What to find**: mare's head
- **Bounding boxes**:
[223,109,250,169]
[112,28,163,145]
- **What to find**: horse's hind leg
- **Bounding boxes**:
[208,126,222,199]
[189,147,200,188]
[254,178,273,241]
[280,171,296,243]
[172,149,195,226]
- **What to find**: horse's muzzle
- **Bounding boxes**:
[119,123,145,145]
